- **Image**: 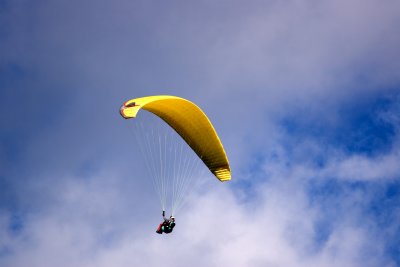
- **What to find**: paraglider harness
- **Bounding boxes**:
[156,211,176,234]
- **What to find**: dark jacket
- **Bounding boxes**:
[163,221,175,233]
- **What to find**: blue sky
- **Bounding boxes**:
[1,0,400,266]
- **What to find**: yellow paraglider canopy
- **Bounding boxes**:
[120,95,231,181]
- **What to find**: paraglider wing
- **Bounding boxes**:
[120,95,231,181]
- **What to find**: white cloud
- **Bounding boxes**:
[324,152,400,181]
[0,169,393,267]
